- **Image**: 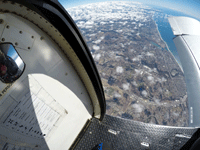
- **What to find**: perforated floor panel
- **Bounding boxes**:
[70,115,198,150]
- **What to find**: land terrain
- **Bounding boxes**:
[68,2,188,127]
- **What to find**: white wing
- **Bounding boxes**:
[169,17,200,127]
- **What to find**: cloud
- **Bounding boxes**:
[134,69,143,75]
[146,52,154,56]
[136,33,140,36]
[173,112,179,117]
[67,1,150,25]
[141,90,148,97]
[89,33,96,37]
[93,53,101,61]
[85,20,94,25]
[153,97,161,105]
[120,43,125,48]
[132,104,144,113]
[114,92,121,98]
[116,29,123,33]
[132,55,143,62]
[93,45,100,50]
[93,39,102,44]
[147,75,155,84]
[157,77,167,83]
[122,83,130,90]
[147,75,154,81]
[116,66,124,73]
[93,36,105,44]
[132,81,138,86]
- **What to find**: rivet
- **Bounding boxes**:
[2,38,5,41]
[0,19,4,24]
[15,42,18,46]
[28,47,30,49]
[19,31,23,34]
[31,36,34,39]
[6,25,9,29]
[40,36,44,40]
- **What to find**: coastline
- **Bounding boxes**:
[153,18,183,70]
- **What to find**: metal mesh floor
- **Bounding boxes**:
[71,115,198,150]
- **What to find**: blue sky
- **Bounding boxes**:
[59,0,200,20]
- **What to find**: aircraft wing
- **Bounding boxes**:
[168,17,200,35]
[168,17,200,127]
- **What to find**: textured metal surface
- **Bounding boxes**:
[72,115,198,150]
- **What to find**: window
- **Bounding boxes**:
[60,0,200,127]
[0,43,25,83]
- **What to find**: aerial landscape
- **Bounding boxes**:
[68,1,188,127]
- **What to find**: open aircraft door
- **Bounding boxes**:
[0,0,200,150]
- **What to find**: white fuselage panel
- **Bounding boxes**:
[0,13,93,149]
